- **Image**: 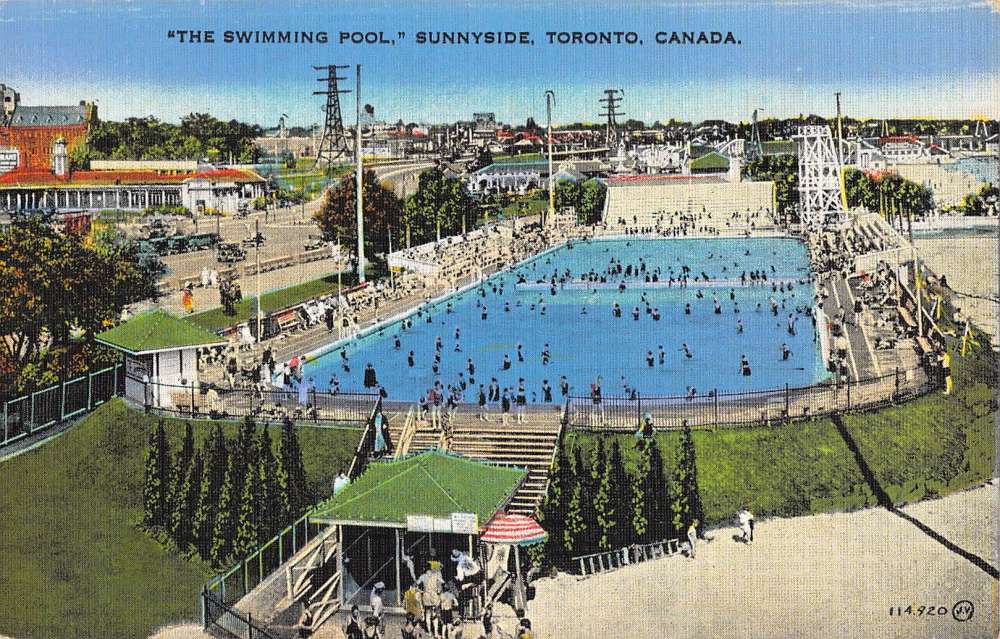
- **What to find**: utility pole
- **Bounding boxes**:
[255,218,262,343]
[354,64,365,283]
[545,90,556,228]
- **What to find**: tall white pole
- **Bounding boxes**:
[355,64,366,283]
[546,90,555,228]
[255,218,262,343]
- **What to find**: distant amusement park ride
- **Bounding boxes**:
[794,125,848,228]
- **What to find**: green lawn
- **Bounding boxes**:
[0,399,361,639]
[567,335,995,528]
[188,273,352,333]
[498,193,548,220]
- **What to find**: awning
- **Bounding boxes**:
[480,514,547,546]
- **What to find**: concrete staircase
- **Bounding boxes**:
[404,409,563,516]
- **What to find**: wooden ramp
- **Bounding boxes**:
[404,408,564,516]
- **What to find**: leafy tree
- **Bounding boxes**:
[313,169,403,269]
[403,169,474,243]
[142,421,172,531]
[578,179,608,224]
[0,221,159,372]
[554,179,582,212]
[171,450,204,547]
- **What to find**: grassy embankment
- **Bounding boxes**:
[0,399,361,639]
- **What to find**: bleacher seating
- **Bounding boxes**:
[602,179,776,233]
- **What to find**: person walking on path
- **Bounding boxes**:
[687,519,699,559]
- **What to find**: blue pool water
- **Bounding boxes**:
[304,237,827,401]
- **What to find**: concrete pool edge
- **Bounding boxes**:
[296,233,832,394]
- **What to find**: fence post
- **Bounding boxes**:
[200,587,207,629]
[247,612,252,639]
[847,379,851,410]
[636,396,641,430]
[894,367,900,401]
[87,372,94,411]
[60,380,67,421]
[191,384,195,415]
[784,383,789,418]
[713,389,719,427]
[243,558,249,598]
[30,391,36,433]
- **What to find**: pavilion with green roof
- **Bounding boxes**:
[310,450,527,611]
[95,309,227,409]
[688,150,731,174]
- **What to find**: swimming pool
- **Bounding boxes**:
[304,237,828,401]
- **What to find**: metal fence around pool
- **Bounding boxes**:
[202,587,276,639]
[564,366,936,431]
[1,364,122,450]
[130,376,379,425]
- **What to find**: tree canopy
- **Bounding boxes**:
[313,169,403,265]
[403,168,475,243]
[72,113,263,167]
[0,222,159,380]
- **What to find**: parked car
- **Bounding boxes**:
[217,242,246,263]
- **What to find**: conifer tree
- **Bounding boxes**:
[561,447,587,560]
[593,439,616,551]
[277,417,311,517]
[631,438,651,543]
[210,460,239,565]
[641,437,672,541]
[234,443,263,558]
[174,422,195,495]
[193,424,227,559]
[171,450,204,547]
[142,420,173,530]
[674,421,705,536]
[257,426,285,541]
[538,442,572,569]
[608,439,634,549]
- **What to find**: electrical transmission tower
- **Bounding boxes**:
[793,125,847,228]
[599,89,624,148]
[313,64,352,167]
[746,108,763,162]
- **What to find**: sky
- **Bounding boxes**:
[1,0,998,127]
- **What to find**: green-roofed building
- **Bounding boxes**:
[311,450,527,612]
[688,150,731,174]
[95,309,226,409]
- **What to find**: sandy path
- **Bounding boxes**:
[915,236,997,338]
[529,482,996,639]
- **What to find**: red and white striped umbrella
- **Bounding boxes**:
[480,514,548,546]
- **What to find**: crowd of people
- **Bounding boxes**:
[609,206,778,237]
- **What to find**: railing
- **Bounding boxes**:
[346,396,385,479]
[573,538,682,578]
[1,364,122,450]
[203,512,326,608]
[565,366,935,431]
[201,587,276,639]
[129,375,378,425]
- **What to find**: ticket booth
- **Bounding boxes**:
[95,309,226,409]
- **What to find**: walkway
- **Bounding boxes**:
[528,482,995,639]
